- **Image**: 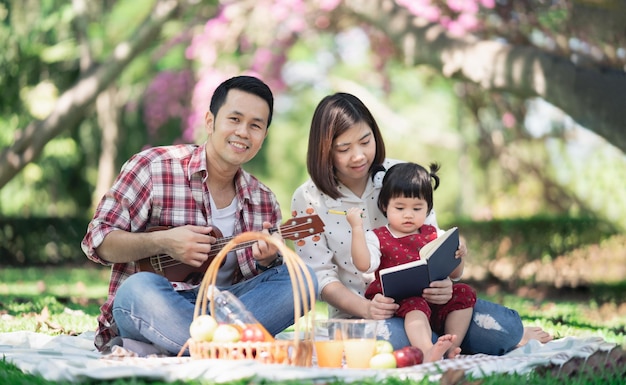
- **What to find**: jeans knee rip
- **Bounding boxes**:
[473,312,504,331]
[376,322,392,340]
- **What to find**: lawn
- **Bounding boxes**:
[1,266,624,384]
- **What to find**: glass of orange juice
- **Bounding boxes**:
[314,319,345,368]
[340,319,379,369]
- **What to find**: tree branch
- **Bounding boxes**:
[0,0,184,189]
[345,0,626,153]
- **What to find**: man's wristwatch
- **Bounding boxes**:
[255,253,283,272]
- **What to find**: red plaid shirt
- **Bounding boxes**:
[81,143,281,351]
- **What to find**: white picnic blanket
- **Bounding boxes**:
[0,331,617,383]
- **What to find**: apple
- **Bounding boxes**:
[375,340,394,354]
[403,346,424,365]
[212,324,241,343]
[241,324,266,342]
[189,315,218,342]
[392,346,424,367]
[392,348,414,368]
[369,352,397,369]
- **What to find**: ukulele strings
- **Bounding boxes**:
[148,222,315,269]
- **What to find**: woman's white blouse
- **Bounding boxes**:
[290,159,437,319]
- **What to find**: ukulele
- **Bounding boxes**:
[135,214,324,284]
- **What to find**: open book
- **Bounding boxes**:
[379,227,460,301]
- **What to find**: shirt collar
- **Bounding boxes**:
[188,142,209,182]
[189,142,259,205]
[325,177,378,207]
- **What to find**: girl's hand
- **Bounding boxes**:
[366,293,399,320]
[422,278,453,305]
[455,240,467,260]
[346,207,363,228]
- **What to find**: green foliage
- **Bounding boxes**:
[0,358,55,385]
[454,216,618,264]
[0,217,90,265]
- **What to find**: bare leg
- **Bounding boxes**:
[443,307,473,359]
[404,310,456,363]
[425,334,457,362]
[405,310,434,353]
[517,326,553,347]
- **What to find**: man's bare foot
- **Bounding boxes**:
[424,334,457,362]
[517,326,553,347]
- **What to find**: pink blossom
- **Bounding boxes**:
[502,112,516,128]
[480,0,495,9]
[447,0,478,14]
[398,0,441,22]
[318,0,341,12]
[446,20,466,36]
[457,13,479,31]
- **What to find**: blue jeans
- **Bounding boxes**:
[112,265,318,355]
[379,299,523,355]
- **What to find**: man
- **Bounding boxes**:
[82,76,314,355]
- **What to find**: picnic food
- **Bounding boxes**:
[212,324,241,343]
[189,314,218,342]
[240,324,267,342]
[182,231,316,366]
[369,352,397,369]
[393,346,424,367]
[375,340,394,354]
[210,287,274,342]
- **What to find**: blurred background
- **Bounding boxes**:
[0,0,624,293]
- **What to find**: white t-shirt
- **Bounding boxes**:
[210,194,239,286]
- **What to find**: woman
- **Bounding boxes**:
[291,92,551,354]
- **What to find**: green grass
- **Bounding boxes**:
[1,266,624,384]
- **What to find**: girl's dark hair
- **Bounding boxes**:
[307,93,386,199]
[210,75,274,128]
[377,162,441,216]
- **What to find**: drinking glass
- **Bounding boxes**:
[314,319,345,368]
[340,319,378,369]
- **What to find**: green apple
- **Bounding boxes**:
[375,340,394,354]
[212,324,241,343]
[189,315,218,342]
[369,352,397,369]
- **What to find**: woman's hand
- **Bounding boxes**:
[422,277,453,305]
[366,293,399,320]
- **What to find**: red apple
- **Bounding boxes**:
[241,324,266,342]
[392,348,414,368]
[403,346,424,365]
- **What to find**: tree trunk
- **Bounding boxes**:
[93,87,120,210]
[343,0,626,153]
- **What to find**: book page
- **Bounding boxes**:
[378,258,426,276]
[419,227,458,260]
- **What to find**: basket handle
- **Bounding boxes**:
[194,231,316,344]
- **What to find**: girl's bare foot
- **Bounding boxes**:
[447,346,461,359]
[517,326,553,347]
[424,334,457,362]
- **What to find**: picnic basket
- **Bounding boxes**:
[181,231,316,366]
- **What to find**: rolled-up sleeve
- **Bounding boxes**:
[81,154,154,264]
